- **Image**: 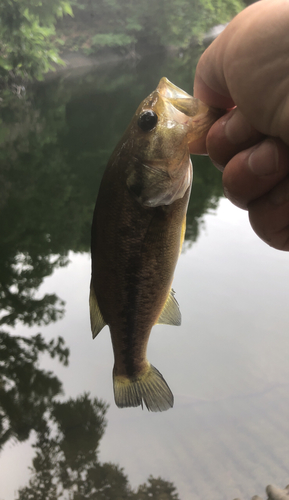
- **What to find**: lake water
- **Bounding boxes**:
[1,51,289,500]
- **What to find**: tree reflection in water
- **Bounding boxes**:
[0,326,179,498]
[14,392,180,499]
[0,55,224,499]
[0,332,68,448]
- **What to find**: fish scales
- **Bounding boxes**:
[90,77,221,411]
[92,161,188,375]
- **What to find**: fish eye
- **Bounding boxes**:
[137,110,158,132]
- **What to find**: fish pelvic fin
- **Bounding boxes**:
[113,364,174,412]
[156,289,181,326]
[89,281,106,339]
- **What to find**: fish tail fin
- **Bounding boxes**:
[113,364,173,412]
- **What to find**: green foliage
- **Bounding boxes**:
[91,33,136,49]
[58,0,245,55]
[0,0,73,81]
[0,0,245,80]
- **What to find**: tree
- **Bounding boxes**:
[0,0,73,81]
[56,0,244,55]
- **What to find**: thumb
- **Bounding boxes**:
[194,63,234,110]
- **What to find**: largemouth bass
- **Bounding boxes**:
[90,77,219,412]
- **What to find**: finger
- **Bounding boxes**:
[206,108,264,170]
[194,71,234,109]
[194,1,289,142]
[222,139,289,209]
[249,177,289,251]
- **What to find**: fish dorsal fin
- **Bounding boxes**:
[89,282,106,338]
[156,289,181,326]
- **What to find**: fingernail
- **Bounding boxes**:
[269,177,289,205]
[225,109,253,144]
[248,140,279,176]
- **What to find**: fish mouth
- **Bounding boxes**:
[157,77,192,101]
[157,77,201,118]
[157,77,224,134]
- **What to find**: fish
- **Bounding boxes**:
[90,77,220,412]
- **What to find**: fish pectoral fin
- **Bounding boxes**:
[113,364,173,412]
[156,289,181,326]
[89,282,106,339]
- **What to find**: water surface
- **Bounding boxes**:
[1,51,289,500]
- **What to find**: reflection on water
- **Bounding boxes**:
[0,50,222,499]
[14,392,178,499]
[1,44,289,500]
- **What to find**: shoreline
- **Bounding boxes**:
[45,23,226,81]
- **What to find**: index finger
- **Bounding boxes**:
[194,68,234,109]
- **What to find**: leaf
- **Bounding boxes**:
[62,2,74,17]
[0,57,13,71]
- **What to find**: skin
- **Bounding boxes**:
[189,0,289,251]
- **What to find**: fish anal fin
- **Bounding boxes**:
[89,281,106,339]
[156,289,181,326]
[113,364,173,412]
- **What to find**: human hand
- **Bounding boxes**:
[191,0,289,250]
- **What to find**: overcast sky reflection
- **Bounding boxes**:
[2,197,289,500]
